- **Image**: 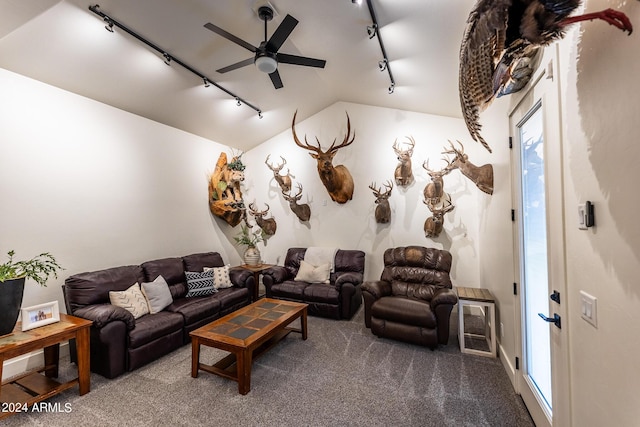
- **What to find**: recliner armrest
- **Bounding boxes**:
[430,287,458,309]
[262,265,289,284]
[73,304,135,330]
[229,268,252,287]
[334,272,363,289]
[361,280,392,300]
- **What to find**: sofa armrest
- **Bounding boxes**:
[430,287,458,309]
[334,272,363,290]
[361,280,392,300]
[73,304,135,330]
[262,265,289,284]
[229,268,252,287]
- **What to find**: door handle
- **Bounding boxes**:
[538,313,561,329]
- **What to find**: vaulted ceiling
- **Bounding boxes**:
[0,0,472,151]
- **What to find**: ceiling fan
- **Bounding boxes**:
[204,5,326,89]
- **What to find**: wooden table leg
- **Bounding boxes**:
[301,307,308,340]
[237,349,252,395]
[43,343,60,378]
[191,338,200,378]
[75,326,90,395]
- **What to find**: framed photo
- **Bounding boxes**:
[21,301,60,331]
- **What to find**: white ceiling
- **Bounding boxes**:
[0,0,472,151]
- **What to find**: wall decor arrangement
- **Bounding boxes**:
[208,152,246,227]
[248,202,277,236]
[291,111,356,204]
[392,137,415,186]
[422,157,454,206]
[282,183,311,222]
[264,155,293,193]
[369,181,393,224]
[458,0,632,152]
[443,140,494,195]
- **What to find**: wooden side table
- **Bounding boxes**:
[456,287,497,358]
[0,313,92,419]
[234,264,273,302]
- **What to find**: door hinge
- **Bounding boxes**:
[513,282,518,296]
[511,209,515,222]
[509,136,513,149]
[515,356,520,370]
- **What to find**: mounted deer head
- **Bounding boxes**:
[291,111,355,204]
[369,181,393,224]
[443,140,494,195]
[393,136,416,186]
[248,202,277,236]
[423,197,455,238]
[265,154,292,193]
[282,183,311,222]
[422,157,454,205]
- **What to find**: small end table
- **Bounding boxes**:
[456,287,497,358]
[235,264,273,302]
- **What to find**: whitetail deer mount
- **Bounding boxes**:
[393,137,415,186]
[443,140,494,195]
[282,183,311,222]
[423,196,455,238]
[369,181,393,224]
[265,154,292,193]
[422,158,454,205]
[248,202,277,236]
[291,111,355,204]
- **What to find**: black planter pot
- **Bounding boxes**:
[0,277,25,336]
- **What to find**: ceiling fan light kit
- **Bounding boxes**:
[255,52,278,74]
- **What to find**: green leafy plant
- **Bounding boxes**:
[0,250,63,286]
[233,224,263,247]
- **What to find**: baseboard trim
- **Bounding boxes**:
[1,342,70,381]
[498,342,518,390]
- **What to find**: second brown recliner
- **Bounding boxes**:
[362,246,458,349]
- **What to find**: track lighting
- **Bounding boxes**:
[104,18,114,32]
[258,111,263,119]
[88,5,261,117]
[378,59,387,72]
[388,82,395,94]
[352,0,362,4]
[366,24,377,39]
[236,98,242,107]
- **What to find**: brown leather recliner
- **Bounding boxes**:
[362,246,458,349]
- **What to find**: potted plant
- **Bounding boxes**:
[0,250,63,335]
[234,224,263,266]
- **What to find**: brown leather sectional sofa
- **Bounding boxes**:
[63,252,254,378]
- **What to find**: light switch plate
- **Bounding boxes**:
[580,290,597,328]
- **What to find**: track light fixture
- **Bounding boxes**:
[352,0,363,4]
[258,111,263,119]
[236,98,242,107]
[88,4,262,116]
[366,24,377,39]
[361,0,395,94]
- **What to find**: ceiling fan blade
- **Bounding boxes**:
[269,70,283,89]
[216,57,255,73]
[204,22,257,52]
[277,53,326,68]
[265,14,298,53]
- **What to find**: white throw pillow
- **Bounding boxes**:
[204,265,233,289]
[294,260,331,284]
[141,275,173,314]
[109,283,149,319]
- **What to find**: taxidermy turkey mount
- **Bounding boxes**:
[204,5,326,89]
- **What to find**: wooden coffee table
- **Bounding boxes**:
[190,298,307,395]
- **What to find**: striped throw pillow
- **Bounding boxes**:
[185,269,217,297]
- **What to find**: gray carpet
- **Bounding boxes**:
[4,308,534,427]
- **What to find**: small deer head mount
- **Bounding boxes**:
[248,202,277,236]
[282,183,311,222]
[422,157,454,206]
[291,111,355,204]
[423,197,455,238]
[369,181,393,224]
[443,140,494,195]
[265,154,292,193]
[392,136,416,186]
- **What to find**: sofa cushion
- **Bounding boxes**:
[65,265,145,311]
[270,280,309,300]
[141,275,173,314]
[167,295,221,325]
[183,252,224,272]
[372,296,437,328]
[141,257,187,295]
[128,311,183,349]
[214,287,251,312]
[109,283,150,319]
[295,260,331,283]
[185,270,217,297]
[303,283,339,304]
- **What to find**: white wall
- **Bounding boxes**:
[241,101,493,284]
[0,68,243,364]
